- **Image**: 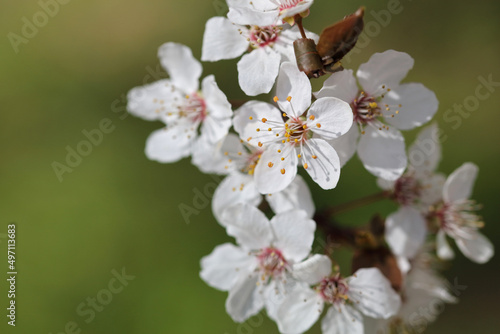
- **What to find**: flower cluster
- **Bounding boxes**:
[126,1,493,333]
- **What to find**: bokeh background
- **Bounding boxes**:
[1,0,499,333]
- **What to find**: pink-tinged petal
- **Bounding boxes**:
[222,204,273,250]
[267,175,315,218]
[316,69,359,103]
[200,243,257,291]
[383,83,439,130]
[321,304,363,334]
[443,162,478,203]
[227,5,278,27]
[348,268,401,318]
[270,210,316,262]
[158,43,202,94]
[436,229,455,260]
[238,47,281,96]
[212,173,262,224]
[408,123,441,177]
[145,125,195,163]
[276,62,312,117]
[456,230,494,264]
[357,50,414,96]
[277,285,323,334]
[279,1,314,20]
[308,97,353,140]
[301,138,341,190]
[254,143,298,194]
[357,126,407,181]
[127,79,182,121]
[385,207,427,259]
[233,101,283,147]
[324,125,359,167]
[226,272,264,322]
[292,254,332,285]
[202,17,248,62]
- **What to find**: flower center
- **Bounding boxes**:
[257,247,288,279]
[317,276,349,305]
[163,92,207,123]
[393,174,421,206]
[437,200,484,232]
[351,88,401,134]
[284,117,310,144]
[249,26,281,48]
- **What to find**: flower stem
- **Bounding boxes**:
[294,15,307,39]
[326,191,389,216]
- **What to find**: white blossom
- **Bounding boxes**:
[200,204,316,322]
[316,50,439,181]
[202,16,316,96]
[236,62,352,193]
[127,43,232,164]
[276,255,401,334]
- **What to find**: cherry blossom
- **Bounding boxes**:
[200,204,316,322]
[276,255,401,334]
[316,50,439,180]
[236,62,352,193]
[434,163,494,264]
[127,43,232,164]
[202,16,316,96]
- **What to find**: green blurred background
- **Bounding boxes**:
[1,0,499,333]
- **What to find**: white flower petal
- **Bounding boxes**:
[308,97,353,140]
[237,48,281,96]
[316,69,359,103]
[191,137,231,175]
[436,229,455,260]
[158,42,202,94]
[200,243,257,291]
[202,17,248,61]
[276,62,312,117]
[443,162,478,203]
[357,50,414,96]
[456,230,494,264]
[267,175,315,218]
[292,254,332,285]
[200,75,232,143]
[270,210,316,262]
[383,83,439,130]
[348,268,401,319]
[234,101,283,148]
[275,26,316,62]
[226,272,264,322]
[212,173,262,224]
[277,285,323,334]
[408,123,441,177]
[321,304,364,334]
[325,125,359,167]
[227,5,278,27]
[419,173,446,207]
[302,138,341,190]
[357,126,407,181]
[376,177,395,191]
[127,79,181,121]
[222,204,273,250]
[279,1,314,20]
[385,207,427,259]
[254,143,298,194]
[145,125,195,163]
